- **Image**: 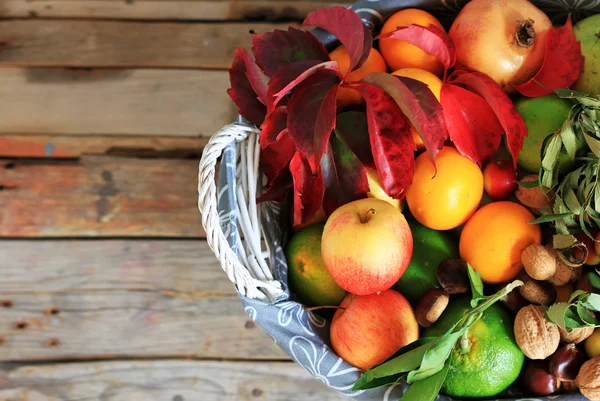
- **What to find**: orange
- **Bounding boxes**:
[460,201,542,284]
[379,9,445,76]
[406,146,483,231]
[392,67,442,150]
[329,46,387,109]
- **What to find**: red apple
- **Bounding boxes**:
[321,198,413,295]
[483,160,518,200]
[575,233,600,266]
[330,289,419,370]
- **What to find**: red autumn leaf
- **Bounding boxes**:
[350,82,416,199]
[260,105,287,149]
[267,60,340,114]
[320,135,369,215]
[251,27,330,77]
[361,72,447,162]
[441,83,504,165]
[227,48,267,126]
[241,49,269,106]
[303,6,372,73]
[290,152,325,226]
[287,69,341,173]
[513,16,584,97]
[376,24,456,73]
[334,110,374,168]
[261,130,296,183]
[257,167,292,204]
[449,70,528,167]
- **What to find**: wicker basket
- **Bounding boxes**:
[198,1,599,399]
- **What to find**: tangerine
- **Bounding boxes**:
[379,9,446,76]
[392,67,442,150]
[459,201,542,284]
[329,46,387,109]
[406,146,484,231]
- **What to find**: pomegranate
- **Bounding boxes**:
[449,0,553,92]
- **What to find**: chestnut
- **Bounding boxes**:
[550,343,586,381]
[415,288,449,328]
[522,360,561,396]
[518,273,557,305]
[437,259,470,295]
[560,380,580,393]
[499,285,529,314]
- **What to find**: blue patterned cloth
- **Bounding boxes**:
[215,0,599,399]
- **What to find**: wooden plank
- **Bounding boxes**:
[0,240,287,361]
[0,135,207,158]
[0,21,296,69]
[1,0,351,21]
[0,240,233,294]
[0,68,235,137]
[0,360,347,401]
[0,156,205,237]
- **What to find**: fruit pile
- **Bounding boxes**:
[226,0,600,400]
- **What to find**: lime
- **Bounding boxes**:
[393,219,459,305]
[424,297,525,398]
[515,95,583,174]
[285,223,347,306]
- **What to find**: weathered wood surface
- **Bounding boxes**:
[0,156,205,237]
[0,135,206,158]
[0,21,294,69]
[0,360,348,401]
[0,240,288,361]
[0,68,234,137]
[1,0,350,21]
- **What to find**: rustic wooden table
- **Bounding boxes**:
[0,1,351,399]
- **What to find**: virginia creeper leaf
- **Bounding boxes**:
[449,70,528,167]
[269,60,340,114]
[320,136,369,215]
[350,82,416,199]
[303,6,372,73]
[334,111,374,167]
[441,83,503,165]
[513,16,584,97]
[261,129,296,182]
[290,152,325,226]
[361,72,447,162]
[257,167,292,204]
[251,27,330,77]
[376,24,456,73]
[260,105,287,149]
[287,69,341,173]
[227,47,267,126]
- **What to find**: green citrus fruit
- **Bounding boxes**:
[393,219,459,305]
[573,14,600,96]
[424,297,524,398]
[285,223,347,306]
[515,95,581,174]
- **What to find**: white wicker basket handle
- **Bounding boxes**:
[198,122,284,302]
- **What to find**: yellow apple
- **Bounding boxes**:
[321,198,413,295]
[366,167,404,211]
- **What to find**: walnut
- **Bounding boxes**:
[559,327,594,344]
[522,244,556,280]
[576,356,600,401]
[514,305,560,360]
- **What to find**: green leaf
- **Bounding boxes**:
[529,212,574,224]
[334,111,372,165]
[569,290,588,302]
[467,264,485,307]
[560,120,578,161]
[581,293,600,311]
[352,338,436,391]
[407,328,464,383]
[517,179,540,189]
[400,361,450,401]
[589,272,600,291]
[541,133,563,171]
[584,133,600,159]
[546,302,570,331]
[565,308,583,330]
[577,303,599,325]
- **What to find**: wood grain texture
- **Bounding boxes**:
[0,156,205,237]
[1,0,350,21]
[0,135,207,158]
[0,68,235,137]
[0,360,347,401]
[0,21,294,69]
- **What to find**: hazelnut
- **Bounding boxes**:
[516,174,554,211]
[522,244,556,280]
[514,305,560,360]
[519,274,557,305]
[559,327,595,344]
[415,289,449,328]
[437,259,470,295]
[575,356,600,401]
[549,259,582,287]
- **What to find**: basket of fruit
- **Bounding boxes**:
[197,0,600,400]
